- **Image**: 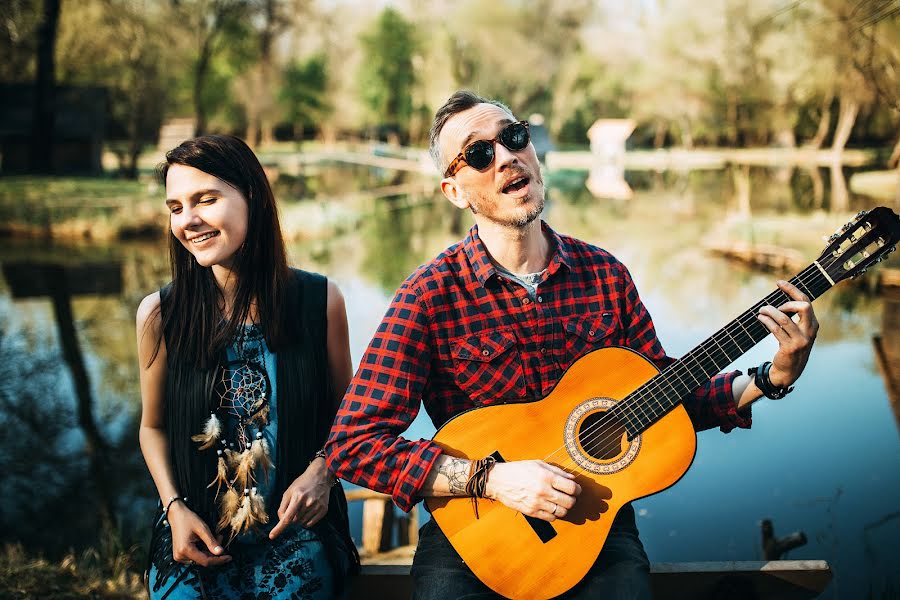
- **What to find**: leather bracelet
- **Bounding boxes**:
[163,495,187,514]
[311,448,338,487]
[749,361,793,399]
[465,456,497,518]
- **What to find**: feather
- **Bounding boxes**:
[234,449,256,491]
[223,448,241,471]
[249,487,269,526]
[190,413,221,450]
[250,403,269,426]
[250,437,272,483]
[216,487,241,534]
[207,452,228,499]
[229,492,253,539]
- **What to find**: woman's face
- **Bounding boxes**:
[165,164,249,270]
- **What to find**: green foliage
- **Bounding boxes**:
[358,7,419,141]
[279,54,331,136]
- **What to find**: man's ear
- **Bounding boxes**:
[440,177,470,210]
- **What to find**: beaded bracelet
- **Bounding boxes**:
[749,361,794,400]
[163,495,187,514]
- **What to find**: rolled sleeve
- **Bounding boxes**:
[325,279,443,512]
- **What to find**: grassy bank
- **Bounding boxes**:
[0,544,143,600]
[0,176,164,241]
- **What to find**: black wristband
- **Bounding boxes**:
[163,495,187,514]
[749,361,794,399]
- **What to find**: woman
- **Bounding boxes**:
[137,135,359,599]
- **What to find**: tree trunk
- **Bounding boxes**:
[653,119,667,149]
[829,161,849,212]
[732,164,751,217]
[831,95,859,155]
[889,133,900,168]
[807,166,824,209]
[48,268,115,536]
[194,49,211,136]
[806,91,834,149]
[679,117,694,149]
[726,91,739,146]
[29,0,61,173]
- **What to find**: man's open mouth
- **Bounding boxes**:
[502,176,529,194]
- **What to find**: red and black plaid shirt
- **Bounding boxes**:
[326,222,749,512]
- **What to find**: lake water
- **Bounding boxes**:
[2,162,897,598]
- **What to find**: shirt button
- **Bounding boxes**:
[523,298,531,305]
[482,349,490,356]
[537,296,543,303]
[540,347,547,354]
[589,330,596,336]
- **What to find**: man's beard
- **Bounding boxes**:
[467,184,545,229]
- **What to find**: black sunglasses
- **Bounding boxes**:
[444,121,530,178]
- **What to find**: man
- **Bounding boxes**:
[325,90,818,599]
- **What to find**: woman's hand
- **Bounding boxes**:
[167,502,231,567]
[269,458,332,539]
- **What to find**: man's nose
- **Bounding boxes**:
[494,141,520,171]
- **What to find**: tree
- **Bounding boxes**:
[358,7,419,144]
[171,0,250,136]
[278,53,330,140]
[56,0,176,178]
[29,0,60,173]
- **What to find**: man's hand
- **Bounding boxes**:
[484,460,581,522]
[758,280,819,390]
[269,459,332,539]
[167,502,231,567]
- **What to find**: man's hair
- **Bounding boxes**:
[428,90,514,173]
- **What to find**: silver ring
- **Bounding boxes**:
[551,503,558,516]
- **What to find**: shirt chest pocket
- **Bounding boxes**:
[450,328,527,406]
[564,312,620,366]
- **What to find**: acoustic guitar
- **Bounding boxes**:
[425,207,899,599]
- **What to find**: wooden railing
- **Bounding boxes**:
[344,489,418,558]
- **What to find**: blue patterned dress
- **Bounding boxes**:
[148,324,336,600]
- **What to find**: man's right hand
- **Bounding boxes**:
[484,460,581,522]
[167,502,232,567]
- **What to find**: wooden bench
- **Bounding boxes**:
[348,560,832,599]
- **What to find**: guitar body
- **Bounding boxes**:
[425,347,697,599]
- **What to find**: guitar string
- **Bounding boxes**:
[548,263,833,474]
[545,263,831,475]
[546,282,812,474]
[550,236,869,474]
[540,254,843,477]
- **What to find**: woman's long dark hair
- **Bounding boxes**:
[154,134,291,368]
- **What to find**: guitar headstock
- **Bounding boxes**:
[818,207,900,284]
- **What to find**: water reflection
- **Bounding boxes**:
[3,163,898,597]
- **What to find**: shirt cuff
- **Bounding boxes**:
[391,440,444,513]
[717,370,752,433]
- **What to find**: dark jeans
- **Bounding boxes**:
[410,503,651,600]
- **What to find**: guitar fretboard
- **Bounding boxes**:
[614,264,833,435]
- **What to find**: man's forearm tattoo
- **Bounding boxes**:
[438,458,470,495]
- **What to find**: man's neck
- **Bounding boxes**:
[476,217,550,275]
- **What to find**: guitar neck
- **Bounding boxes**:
[618,263,834,435]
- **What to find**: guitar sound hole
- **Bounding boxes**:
[577,411,627,460]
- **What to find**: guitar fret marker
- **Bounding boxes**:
[813,260,835,286]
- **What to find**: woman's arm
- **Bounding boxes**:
[325,279,353,407]
[270,279,352,538]
[137,292,229,566]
